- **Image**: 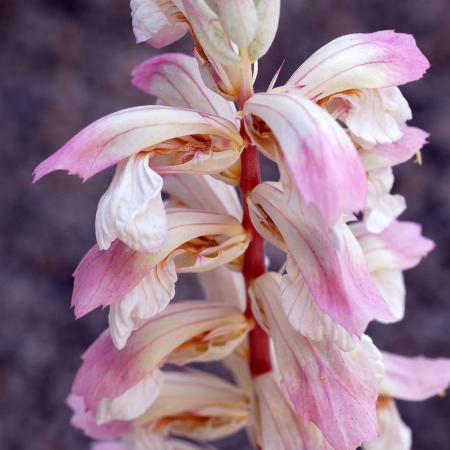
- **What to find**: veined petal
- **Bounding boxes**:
[33,106,242,183]
[108,256,177,349]
[251,273,381,450]
[163,173,242,220]
[328,87,412,145]
[131,53,237,122]
[135,370,249,441]
[213,0,257,49]
[72,208,248,318]
[199,265,246,312]
[72,301,251,421]
[281,254,358,351]
[352,220,435,273]
[95,153,166,253]
[364,167,406,233]
[67,395,130,440]
[248,182,393,336]
[130,0,188,47]
[248,0,280,61]
[254,373,333,450]
[363,398,412,450]
[379,352,450,401]
[245,92,367,225]
[359,126,429,172]
[287,31,430,100]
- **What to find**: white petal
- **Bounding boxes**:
[96,369,164,424]
[372,270,405,323]
[96,153,166,253]
[109,257,177,349]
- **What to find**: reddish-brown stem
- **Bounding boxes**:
[239,125,272,377]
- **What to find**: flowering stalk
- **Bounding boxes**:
[34,2,450,449]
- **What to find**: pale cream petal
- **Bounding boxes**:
[95,153,166,253]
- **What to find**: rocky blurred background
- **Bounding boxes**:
[1,0,449,449]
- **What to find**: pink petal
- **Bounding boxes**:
[245,92,367,225]
[66,395,130,440]
[360,126,429,171]
[33,106,239,182]
[249,182,393,337]
[252,273,381,450]
[72,301,249,416]
[287,30,430,100]
[131,53,237,122]
[91,443,127,450]
[380,352,450,401]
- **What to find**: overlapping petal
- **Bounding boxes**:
[33,106,242,183]
[254,373,333,450]
[244,92,367,224]
[286,31,430,100]
[72,301,251,423]
[250,273,382,450]
[72,208,248,319]
[131,53,237,123]
[248,182,393,336]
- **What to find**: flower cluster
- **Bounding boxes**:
[34,1,450,449]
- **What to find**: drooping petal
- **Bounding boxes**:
[379,352,450,401]
[248,182,393,337]
[33,106,242,183]
[72,301,251,422]
[162,173,242,220]
[364,167,406,233]
[67,395,130,440]
[254,373,333,450]
[352,220,435,273]
[328,87,412,145]
[248,0,280,61]
[281,254,358,351]
[130,0,188,47]
[135,370,249,441]
[245,92,367,225]
[363,398,412,450]
[287,31,430,100]
[131,53,237,122]
[95,153,166,253]
[108,256,177,349]
[251,273,382,450]
[72,209,248,318]
[358,126,429,172]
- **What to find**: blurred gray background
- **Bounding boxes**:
[1,0,449,449]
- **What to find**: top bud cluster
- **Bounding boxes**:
[34,1,450,450]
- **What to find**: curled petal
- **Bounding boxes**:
[72,301,251,421]
[95,153,166,253]
[135,370,249,441]
[352,220,435,272]
[328,87,412,145]
[359,126,429,172]
[33,106,242,183]
[72,209,248,318]
[130,0,188,47]
[67,395,130,440]
[249,182,393,336]
[287,30,430,100]
[379,352,450,401]
[248,0,280,61]
[245,92,367,225]
[251,273,382,450]
[363,398,412,450]
[131,53,237,122]
[254,373,333,450]
[108,257,177,349]
[364,167,406,233]
[162,173,242,220]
